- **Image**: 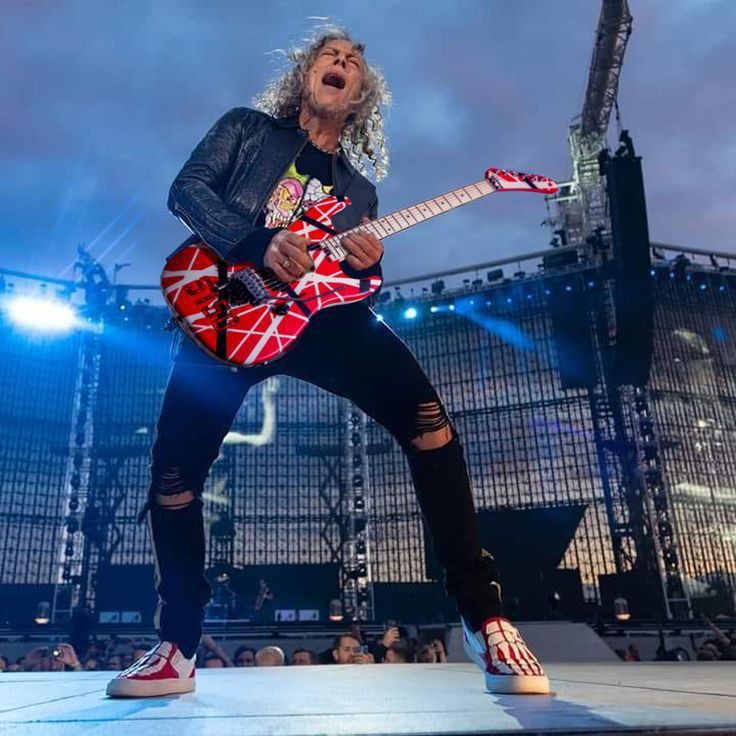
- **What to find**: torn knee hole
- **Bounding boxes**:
[154,469,195,510]
[410,401,453,449]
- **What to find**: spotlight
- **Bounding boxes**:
[34,601,51,625]
[613,594,631,622]
[328,598,344,622]
[375,313,384,322]
[487,269,504,283]
[403,307,418,320]
[5,296,80,333]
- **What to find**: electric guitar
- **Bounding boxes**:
[161,167,558,367]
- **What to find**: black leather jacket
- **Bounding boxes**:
[167,106,382,282]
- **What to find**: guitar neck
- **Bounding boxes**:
[324,179,494,257]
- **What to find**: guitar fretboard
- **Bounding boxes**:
[321,179,494,260]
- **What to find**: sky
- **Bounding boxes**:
[2,0,735,300]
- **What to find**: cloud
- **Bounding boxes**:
[2,1,734,290]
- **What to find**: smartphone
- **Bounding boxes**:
[359,645,368,655]
[51,647,62,658]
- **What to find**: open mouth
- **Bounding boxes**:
[321,71,346,90]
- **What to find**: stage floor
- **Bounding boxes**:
[1,662,735,735]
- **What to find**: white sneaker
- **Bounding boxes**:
[106,641,196,698]
[462,616,550,695]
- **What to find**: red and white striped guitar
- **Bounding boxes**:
[161,167,558,367]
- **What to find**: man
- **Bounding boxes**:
[291,648,318,666]
[329,634,374,665]
[232,645,256,667]
[255,646,285,666]
[106,28,548,699]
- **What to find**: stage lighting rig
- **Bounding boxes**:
[487,269,504,283]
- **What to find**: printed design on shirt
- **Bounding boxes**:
[263,160,333,229]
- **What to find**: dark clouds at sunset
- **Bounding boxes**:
[2,1,734,295]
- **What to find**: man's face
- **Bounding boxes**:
[303,39,365,121]
[292,651,313,666]
[235,650,255,666]
[333,635,361,664]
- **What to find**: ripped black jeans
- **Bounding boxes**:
[141,301,502,657]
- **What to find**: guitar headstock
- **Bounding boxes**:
[485,168,558,195]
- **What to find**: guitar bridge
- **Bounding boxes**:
[220,268,269,306]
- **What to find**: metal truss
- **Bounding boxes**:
[51,328,101,622]
[625,385,692,619]
[546,0,633,255]
[341,402,375,621]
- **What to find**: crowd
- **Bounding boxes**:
[0,625,448,673]
[611,616,736,662]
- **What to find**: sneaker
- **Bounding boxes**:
[106,641,196,698]
[462,615,550,695]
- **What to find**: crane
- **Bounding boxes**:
[549,0,633,252]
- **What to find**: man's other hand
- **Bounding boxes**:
[341,216,383,271]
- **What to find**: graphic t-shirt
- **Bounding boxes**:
[256,142,334,229]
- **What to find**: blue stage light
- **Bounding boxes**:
[448,304,455,311]
[375,313,384,322]
[565,285,573,292]
[430,306,438,313]
[699,283,707,291]
[403,307,418,320]
[5,296,80,333]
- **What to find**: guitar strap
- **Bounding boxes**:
[216,260,228,360]
[300,214,340,237]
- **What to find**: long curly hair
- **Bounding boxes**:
[252,27,391,182]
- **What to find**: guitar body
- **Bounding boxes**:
[161,167,558,368]
[162,195,382,367]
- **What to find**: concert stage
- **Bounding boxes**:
[1,662,734,735]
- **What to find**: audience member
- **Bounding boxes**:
[256,646,285,666]
[233,645,256,667]
[327,633,374,665]
[198,634,234,667]
[417,645,437,663]
[291,648,318,666]
[203,653,227,668]
[384,644,414,663]
[104,654,122,671]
